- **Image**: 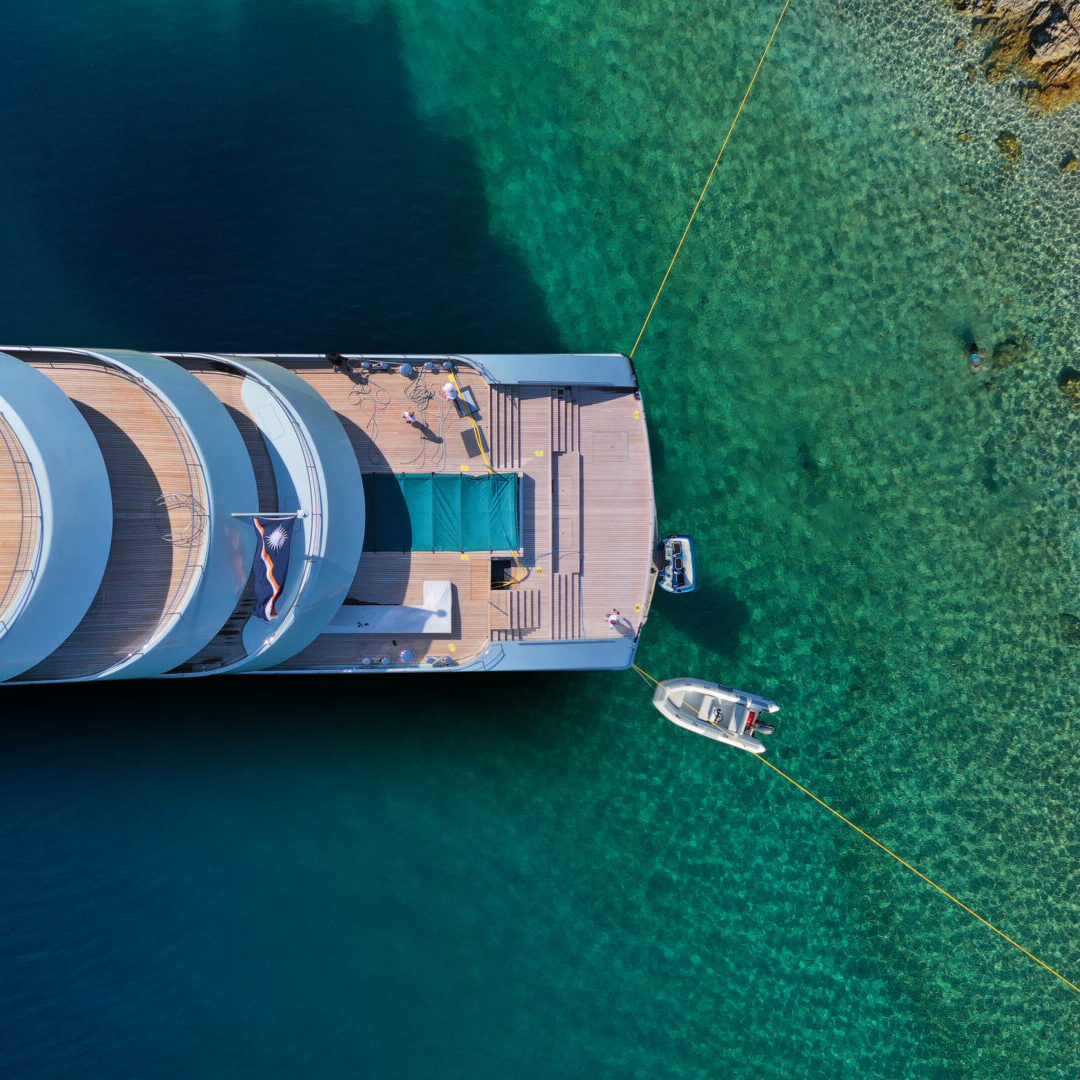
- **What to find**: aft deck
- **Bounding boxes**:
[17,357,209,679]
[264,357,656,670]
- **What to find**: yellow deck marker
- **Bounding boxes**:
[534,449,544,457]
[448,643,456,653]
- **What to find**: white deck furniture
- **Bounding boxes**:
[324,580,453,635]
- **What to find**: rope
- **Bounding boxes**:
[445,367,528,587]
[447,370,495,474]
[399,372,444,468]
[758,756,1080,996]
[629,0,795,360]
[348,380,392,466]
[626,0,1077,995]
[633,663,660,687]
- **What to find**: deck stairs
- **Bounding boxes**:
[550,571,582,639]
[490,586,542,641]
[551,387,579,453]
[489,386,521,470]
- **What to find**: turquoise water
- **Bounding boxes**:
[2,1,1080,1076]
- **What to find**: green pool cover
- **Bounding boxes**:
[361,472,520,552]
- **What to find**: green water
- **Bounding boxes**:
[2,0,1080,1076]
[385,0,1080,1072]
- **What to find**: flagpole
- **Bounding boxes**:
[231,511,307,519]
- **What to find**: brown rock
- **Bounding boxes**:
[995,130,1022,163]
[1058,367,1080,405]
[991,337,1028,368]
[1062,152,1079,170]
[952,0,1080,111]
[957,130,973,143]
[955,36,966,50]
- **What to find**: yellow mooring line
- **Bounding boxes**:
[632,663,660,687]
[629,0,1078,997]
[629,0,795,361]
[757,757,1080,996]
[633,663,1079,994]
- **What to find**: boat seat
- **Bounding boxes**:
[324,580,453,634]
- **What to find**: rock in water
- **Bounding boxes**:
[991,337,1027,368]
[996,130,1023,163]
[1060,613,1080,646]
[1057,366,1080,405]
[952,0,1080,111]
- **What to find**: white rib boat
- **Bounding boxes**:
[652,677,779,753]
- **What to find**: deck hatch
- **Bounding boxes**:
[361,472,519,553]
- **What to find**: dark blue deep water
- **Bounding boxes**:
[3,2,1080,1077]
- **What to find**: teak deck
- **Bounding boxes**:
[268,360,656,669]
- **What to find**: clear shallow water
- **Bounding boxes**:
[2,1,1080,1077]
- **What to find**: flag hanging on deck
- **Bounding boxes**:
[252,516,295,621]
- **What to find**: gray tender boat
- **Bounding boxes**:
[652,677,779,753]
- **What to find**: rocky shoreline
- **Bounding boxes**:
[952,0,1080,110]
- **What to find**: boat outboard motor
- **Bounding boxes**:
[755,723,775,736]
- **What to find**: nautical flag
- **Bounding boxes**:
[252,516,295,621]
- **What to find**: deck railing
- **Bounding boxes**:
[161,354,327,670]
[95,362,210,661]
[16,351,211,666]
[0,418,43,634]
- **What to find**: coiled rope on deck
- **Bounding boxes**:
[629,0,795,361]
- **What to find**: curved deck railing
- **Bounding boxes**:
[163,354,327,671]
[0,416,43,634]
[23,350,210,670]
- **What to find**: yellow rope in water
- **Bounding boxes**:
[626,0,1078,1001]
[633,663,660,687]
[758,756,1080,996]
[629,0,795,361]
